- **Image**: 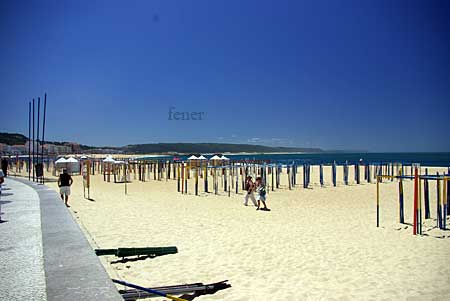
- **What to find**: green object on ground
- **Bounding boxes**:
[95,246,178,257]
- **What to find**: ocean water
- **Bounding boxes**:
[142,152,450,167]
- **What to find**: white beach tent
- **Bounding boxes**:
[66,157,80,174]
[210,154,223,166]
[113,160,130,182]
[187,155,199,160]
[198,155,207,160]
[221,155,230,161]
[103,156,116,163]
[54,157,68,175]
[102,156,116,180]
[55,157,67,164]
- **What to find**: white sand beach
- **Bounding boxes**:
[36,165,450,300]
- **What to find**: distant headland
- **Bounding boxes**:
[0,132,323,155]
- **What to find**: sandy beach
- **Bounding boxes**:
[28,164,450,300]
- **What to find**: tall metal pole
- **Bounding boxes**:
[32,98,35,181]
[28,101,31,180]
[37,97,40,166]
[41,93,47,184]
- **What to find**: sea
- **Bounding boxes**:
[141,152,450,167]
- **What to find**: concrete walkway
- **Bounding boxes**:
[0,178,122,300]
[0,178,47,300]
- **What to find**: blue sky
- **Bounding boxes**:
[1,0,449,151]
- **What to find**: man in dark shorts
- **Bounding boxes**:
[1,157,8,177]
[58,169,73,207]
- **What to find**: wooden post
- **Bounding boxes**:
[124,164,127,195]
[419,171,422,234]
[332,162,336,187]
[224,167,227,192]
[437,173,442,229]
[185,165,188,194]
[214,168,218,195]
[288,166,291,190]
[195,167,198,196]
[228,166,231,197]
[376,175,380,227]
[443,178,447,229]
[399,170,404,223]
[320,164,324,187]
[413,167,418,235]
[181,164,184,194]
[177,163,180,192]
[236,166,239,194]
[204,164,208,193]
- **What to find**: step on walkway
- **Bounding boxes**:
[0,178,122,301]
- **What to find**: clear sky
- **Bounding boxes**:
[1,0,449,151]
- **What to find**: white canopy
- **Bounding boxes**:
[80,155,89,160]
[210,155,222,160]
[187,155,199,160]
[198,155,207,160]
[103,156,116,163]
[114,160,126,164]
[66,157,78,163]
[221,156,230,160]
[55,157,67,164]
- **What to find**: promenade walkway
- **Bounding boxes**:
[0,177,122,300]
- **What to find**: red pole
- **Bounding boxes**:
[413,167,418,235]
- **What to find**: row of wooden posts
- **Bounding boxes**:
[377,166,450,235]
[8,158,435,188]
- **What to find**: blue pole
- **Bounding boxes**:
[319,164,323,186]
[437,172,442,229]
[344,161,348,185]
[399,174,404,223]
[303,164,306,188]
[332,161,336,187]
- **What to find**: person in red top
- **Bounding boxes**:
[243,176,257,206]
[58,169,73,207]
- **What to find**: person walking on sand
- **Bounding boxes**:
[255,177,270,211]
[0,169,4,195]
[1,157,8,177]
[58,169,73,207]
[243,176,257,206]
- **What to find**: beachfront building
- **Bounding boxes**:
[0,143,27,155]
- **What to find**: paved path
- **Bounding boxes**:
[0,178,47,300]
[0,178,122,301]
